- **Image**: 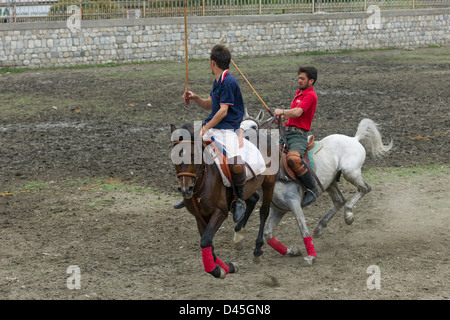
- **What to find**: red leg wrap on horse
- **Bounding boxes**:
[201,247,216,273]
[267,237,287,255]
[303,236,317,257]
[215,257,229,274]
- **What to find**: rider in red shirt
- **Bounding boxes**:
[274,66,319,207]
[285,86,317,131]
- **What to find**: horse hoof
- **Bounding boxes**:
[301,255,316,267]
[233,241,244,251]
[228,262,239,274]
[314,225,325,238]
[344,212,354,225]
[253,254,263,264]
[287,246,302,256]
[210,266,226,279]
[233,229,245,251]
[219,267,226,279]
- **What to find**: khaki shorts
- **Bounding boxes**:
[284,130,309,155]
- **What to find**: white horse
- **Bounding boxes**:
[239,113,393,266]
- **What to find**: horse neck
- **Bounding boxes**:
[192,162,208,195]
[193,162,220,196]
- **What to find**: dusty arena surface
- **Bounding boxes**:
[0,46,449,301]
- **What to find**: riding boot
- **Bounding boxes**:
[299,169,319,208]
[229,156,246,223]
[173,199,185,209]
[231,184,245,223]
[287,151,318,207]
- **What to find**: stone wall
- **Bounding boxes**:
[0,8,448,69]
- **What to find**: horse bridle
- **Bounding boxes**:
[173,140,206,192]
[172,139,208,227]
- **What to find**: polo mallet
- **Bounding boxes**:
[218,34,274,118]
[230,59,274,118]
[183,0,190,105]
[183,30,226,105]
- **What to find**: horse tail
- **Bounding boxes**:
[354,118,393,157]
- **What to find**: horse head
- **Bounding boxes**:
[241,108,264,131]
[170,123,204,199]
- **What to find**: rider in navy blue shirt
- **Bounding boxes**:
[205,69,244,130]
[176,45,247,224]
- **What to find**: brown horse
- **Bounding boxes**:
[170,123,277,279]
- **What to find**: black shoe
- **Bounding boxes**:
[299,170,319,208]
[173,199,185,209]
[231,184,246,223]
[301,189,319,207]
[231,199,245,223]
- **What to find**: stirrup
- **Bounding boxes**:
[301,189,318,208]
[173,199,185,209]
[231,199,245,223]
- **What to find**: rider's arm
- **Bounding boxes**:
[274,94,315,118]
[203,104,229,132]
[282,107,304,118]
[183,91,212,110]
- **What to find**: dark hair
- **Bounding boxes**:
[298,66,318,85]
[210,45,231,70]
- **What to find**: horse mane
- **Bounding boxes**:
[171,123,195,142]
[181,123,194,137]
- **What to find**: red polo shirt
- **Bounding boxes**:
[285,87,317,131]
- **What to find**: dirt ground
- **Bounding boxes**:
[0,46,449,301]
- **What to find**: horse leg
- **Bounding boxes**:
[314,181,346,237]
[233,192,260,251]
[263,203,305,258]
[199,210,230,279]
[343,169,372,225]
[210,245,239,276]
[252,202,270,263]
[253,176,276,263]
[263,206,289,255]
[291,201,317,267]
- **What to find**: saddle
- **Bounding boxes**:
[279,136,324,191]
[203,130,266,188]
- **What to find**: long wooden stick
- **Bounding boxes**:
[230,59,274,117]
[216,34,226,46]
[216,35,273,116]
[183,0,189,105]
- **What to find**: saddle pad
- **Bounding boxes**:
[205,139,266,188]
[307,140,323,172]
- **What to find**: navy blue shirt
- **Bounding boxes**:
[204,70,245,130]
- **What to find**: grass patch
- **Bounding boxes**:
[65,177,150,194]
[364,164,449,184]
[1,181,51,195]
[0,61,158,75]
[22,181,51,190]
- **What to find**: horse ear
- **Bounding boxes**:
[170,124,177,133]
[244,107,250,119]
[256,110,264,122]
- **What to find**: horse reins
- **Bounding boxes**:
[173,139,208,227]
[173,140,207,194]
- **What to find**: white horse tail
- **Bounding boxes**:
[354,118,393,157]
